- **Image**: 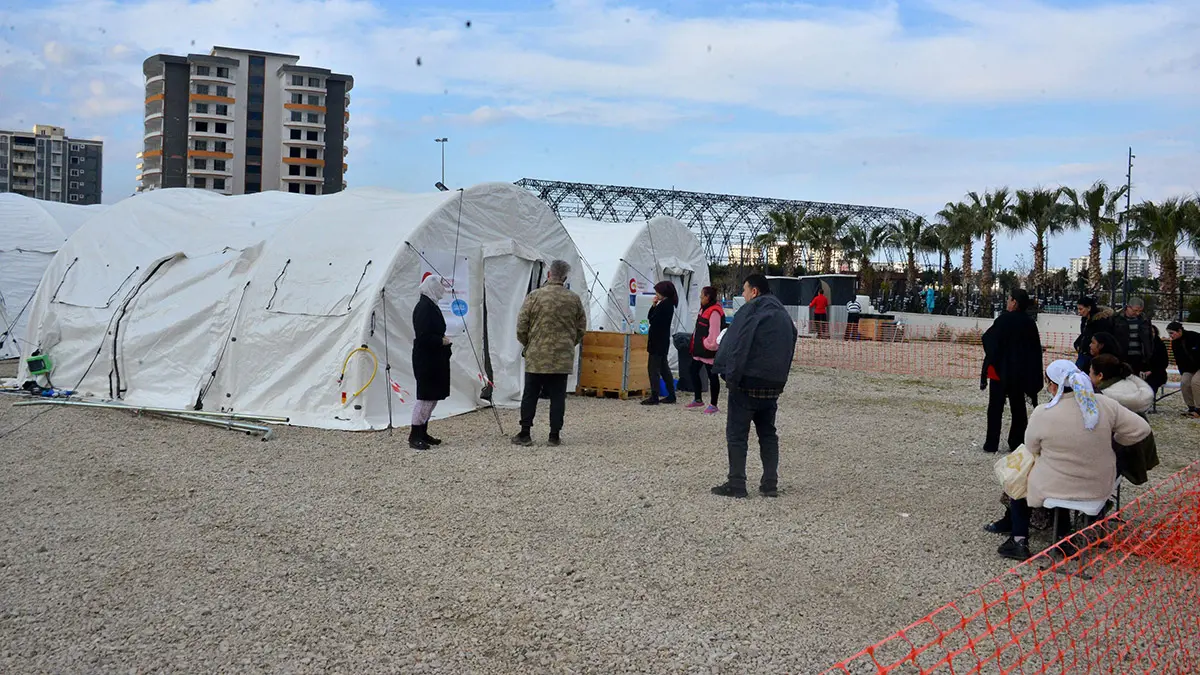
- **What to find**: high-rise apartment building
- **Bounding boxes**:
[138,46,352,196]
[0,125,103,204]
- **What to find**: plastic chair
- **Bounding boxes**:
[1043,478,1122,575]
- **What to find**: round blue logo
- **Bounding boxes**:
[451,299,469,317]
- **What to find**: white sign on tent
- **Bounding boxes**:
[419,251,471,336]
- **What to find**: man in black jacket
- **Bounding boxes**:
[710,274,798,498]
[1113,297,1153,374]
[1167,321,1200,417]
[980,289,1044,453]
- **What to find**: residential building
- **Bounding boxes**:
[0,125,103,204]
[1069,257,1101,278]
[138,46,352,196]
[1178,257,1200,279]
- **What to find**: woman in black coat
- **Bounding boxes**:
[1143,324,1169,393]
[410,274,452,450]
[641,280,678,406]
[980,288,1043,453]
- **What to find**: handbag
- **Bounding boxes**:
[994,444,1036,500]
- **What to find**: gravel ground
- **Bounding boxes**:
[2,365,1197,673]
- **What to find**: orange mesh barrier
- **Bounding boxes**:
[824,460,1200,674]
[797,322,1177,380]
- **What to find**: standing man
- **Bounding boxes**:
[845,296,862,340]
[710,274,798,498]
[514,260,587,447]
[1167,321,1200,418]
[1113,297,1153,375]
[810,286,829,339]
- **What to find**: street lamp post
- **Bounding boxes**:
[435,138,448,185]
[1121,147,1134,307]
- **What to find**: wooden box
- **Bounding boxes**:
[576,331,650,399]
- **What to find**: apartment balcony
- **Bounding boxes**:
[145,99,164,121]
[343,146,348,157]
[285,173,325,183]
[189,163,233,176]
[284,136,324,148]
[11,153,35,165]
[145,80,165,98]
[191,126,235,140]
[191,70,235,84]
[145,73,165,86]
[283,117,325,130]
[12,168,36,179]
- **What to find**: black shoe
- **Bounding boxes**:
[422,426,443,446]
[710,482,748,498]
[640,397,660,406]
[408,428,430,451]
[511,431,533,447]
[758,485,778,498]
[548,431,561,447]
[983,518,1011,534]
[982,447,999,454]
[662,395,677,404]
[997,537,1031,561]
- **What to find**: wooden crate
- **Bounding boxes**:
[576,331,650,398]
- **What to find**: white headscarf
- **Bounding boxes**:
[419,274,447,302]
[1044,359,1100,431]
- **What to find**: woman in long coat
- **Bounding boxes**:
[410,274,452,450]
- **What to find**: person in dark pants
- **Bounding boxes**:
[980,289,1043,454]
[810,287,829,339]
[710,274,798,498]
[844,297,862,340]
[642,280,678,405]
[686,286,725,414]
[513,260,588,447]
[1113,297,1152,375]
[409,274,453,450]
[1143,324,1170,393]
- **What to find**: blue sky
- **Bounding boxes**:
[1,0,1197,269]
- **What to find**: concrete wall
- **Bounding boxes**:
[890,311,1200,338]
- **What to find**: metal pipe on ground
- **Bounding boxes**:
[13,398,289,424]
[12,398,275,441]
[147,411,274,441]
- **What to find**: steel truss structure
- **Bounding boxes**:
[516,178,920,263]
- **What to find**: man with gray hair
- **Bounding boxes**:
[1114,297,1153,374]
[514,259,587,446]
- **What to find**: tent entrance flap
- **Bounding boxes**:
[482,252,541,407]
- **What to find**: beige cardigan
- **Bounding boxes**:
[1025,391,1152,508]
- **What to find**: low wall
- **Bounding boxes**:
[891,312,1200,336]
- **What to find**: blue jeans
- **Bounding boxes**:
[725,387,779,490]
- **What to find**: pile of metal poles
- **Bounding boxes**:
[12,398,287,441]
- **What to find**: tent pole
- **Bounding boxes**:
[14,398,288,423]
[381,289,394,435]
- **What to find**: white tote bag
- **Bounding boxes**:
[994,444,1036,500]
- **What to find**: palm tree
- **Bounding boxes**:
[937,200,980,288]
[1008,187,1072,287]
[920,222,960,290]
[889,216,930,291]
[967,188,1014,302]
[805,214,848,274]
[840,223,891,293]
[1062,181,1128,291]
[754,208,809,274]
[1124,197,1200,317]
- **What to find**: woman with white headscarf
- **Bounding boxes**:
[996,360,1151,561]
[410,274,453,450]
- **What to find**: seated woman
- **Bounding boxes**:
[1089,354,1155,415]
[1142,324,1170,393]
[997,360,1152,561]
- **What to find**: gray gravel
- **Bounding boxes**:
[2,365,1196,673]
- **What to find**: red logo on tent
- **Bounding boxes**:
[628,278,637,294]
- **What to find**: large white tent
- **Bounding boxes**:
[19,184,585,430]
[564,215,709,340]
[1,194,107,359]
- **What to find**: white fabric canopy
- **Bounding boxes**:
[0,193,107,359]
[19,184,584,430]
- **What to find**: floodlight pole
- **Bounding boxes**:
[435,138,448,185]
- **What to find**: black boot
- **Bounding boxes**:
[512,426,533,446]
[408,425,430,451]
[422,425,442,446]
[640,396,660,406]
[548,431,561,447]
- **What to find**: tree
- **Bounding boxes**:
[804,214,848,274]
[754,209,810,275]
[937,200,980,289]
[1063,180,1128,291]
[840,223,891,293]
[920,222,960,291]
[1124,197,1200,317]
[1008,187,1072,287]
[967,188,1014,302]
[888,216,930,292]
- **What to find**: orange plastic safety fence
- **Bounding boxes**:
[823,461,1200,674]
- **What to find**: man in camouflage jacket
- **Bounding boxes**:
[513,259,587,447]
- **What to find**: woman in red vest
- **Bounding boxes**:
[686,286,726,414]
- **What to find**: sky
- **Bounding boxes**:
[1,0,1197,269]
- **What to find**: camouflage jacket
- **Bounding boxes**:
[516,281,587,374]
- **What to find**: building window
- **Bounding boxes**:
[51,166,61,177]
[247,129,262,138]
[292,74,304,86]
[249,93,263,104]
[288,165,301,176]
[247,146,262,157]
[216,85,229,97]
[307,95,321,106]
[195,65,210,76]
[71,143,82,151]
[289,147,302,158]
[194,177,207,188]
[195,103,209,114]
[305,148,318,159]
[217,67,230,78]
[249,111,263,121]
[290,129,302,140]
[215,122,227,134]
[70,168,82,176]
[195,84,210,95]
[193,158,207,170]
[69,181,79,189]
[291,93,303,104]
[215,104,228,116]
[246,165,261,174]
[289,183,301,193]
[307,113,320,124]
[246,182,261,193]
[290,111,302,122]
[306,130,319,142]
[305,166,318,177]
[308,77,321,88]
[214,178,226,190]
[249,56,265,66]
[193,140,208,151]
[304,184,317,195]
[213,160,226,172]
[214,141,227,152]
[70,194,80,202]
[248,75,264,85]
[195,121,209,132]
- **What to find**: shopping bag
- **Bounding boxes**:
[994,444,1035,500]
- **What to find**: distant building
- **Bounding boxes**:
[1178,256,1200,279]
[0,125,103,204]
[1069,257,1101,278]
[139,46,352,196]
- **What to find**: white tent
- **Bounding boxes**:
[563,215,709,343]
[0,193,107,359]
[19,184,585,430]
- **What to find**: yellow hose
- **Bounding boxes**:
[339,345,378,406]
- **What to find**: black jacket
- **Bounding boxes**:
[1144,336,1170,390]
[412,295,452,401]
[1075,306,1115,354]
[1113,311,1153,361]
[981,308,1044,397]
[1172,329,1200,375]
[713,294,798,391]
[646,301,675,355]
